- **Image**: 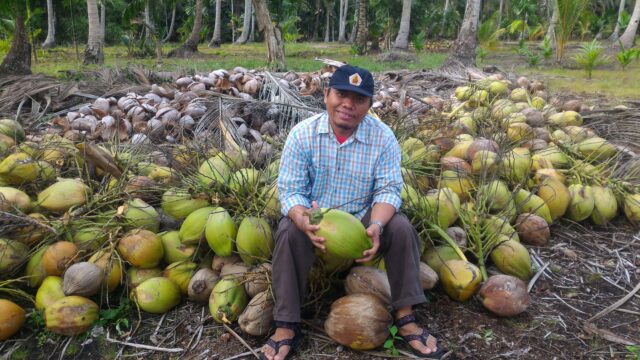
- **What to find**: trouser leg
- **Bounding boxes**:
[361,210,426,311]
[271,216,315,323]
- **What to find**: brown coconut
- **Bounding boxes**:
[419,262,439,290]
[42,241,79,276]
[244,263,272,298]
[440,156,472,174]
[62,262,103,297]
[465,138,500,162]
[562,99,582,112]
[478,274,530,317]
[446,226,467,248]
[187,268,219,303]
[212,254,242,276]
[344,266,391,306]
[238,290,275,336]
[515,213,550,246]
[220,262,249,280]
[324,294,392,350]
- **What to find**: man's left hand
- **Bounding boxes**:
[356,225,381,263]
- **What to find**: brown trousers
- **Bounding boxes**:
[271,209,426,323]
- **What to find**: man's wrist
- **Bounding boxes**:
[368,220,384,235]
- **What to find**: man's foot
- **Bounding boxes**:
[395,313,448,359]
[397,319,438,355]
[260,327,298,360]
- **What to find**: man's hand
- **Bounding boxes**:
[356,224,381,263]
[290,201,326,252]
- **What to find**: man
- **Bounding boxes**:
[260,65,447,360]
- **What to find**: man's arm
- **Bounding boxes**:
[278,133,311,215]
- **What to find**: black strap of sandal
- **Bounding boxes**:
[395,313,418,328]
[274,320,301,334]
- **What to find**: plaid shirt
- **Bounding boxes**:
[278,112,403,220]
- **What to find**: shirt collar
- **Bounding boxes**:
[319,112,371,144]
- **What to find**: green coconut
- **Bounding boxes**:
[209,277,248,323]
[179,206,217,245]
[490,238,533,280]
[122,198,160,232]
[478,180,511,211]
[131,277,181,313]
[24,245,49,288]
[0,119,25,142]
[229,168,261,194]
[308,209,371,260]
[236,217,273,265]
[35,276,65,310]
[161,231,197,263]
[0,238,29,277]
[204,207,237,257]
[0,186,31,212]
[127,267,163,288]
[198,154,231,187]
[161,188,210,220]
[0,152,39,185]
[514,188,553,224]
[163,261,198,294]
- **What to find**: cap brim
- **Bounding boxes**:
[330,84,373,98]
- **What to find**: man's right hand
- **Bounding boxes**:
[289,201,326,252]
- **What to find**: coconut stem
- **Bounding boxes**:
[429,223,467,262]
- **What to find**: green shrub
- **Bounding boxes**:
[411,30,426,52]
[615,42,640,70]
[539,36,553,61]
[574,39,608,79]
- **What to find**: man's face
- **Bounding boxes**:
[324,88,371,134]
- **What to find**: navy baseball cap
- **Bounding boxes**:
[329,65,374,98]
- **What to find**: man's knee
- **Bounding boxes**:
[386,213,419,247]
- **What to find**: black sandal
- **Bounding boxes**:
[395,314,450,360]
[259,321,304,360]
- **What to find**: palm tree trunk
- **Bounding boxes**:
[250,12,256,41]
[441,0,451,37]
[144,0,153,44]
[100,1,106,43]
[209,0,222,47]
[609,0,626,42]
[349,0,358,42]
[0,1,31,75]
[619,0,640,48]
[324,0,333,42]
[236,0,253,44]
[443,0,481,68]
[168,0,203,56]
[393,0,412,50]
[42,0,56,49]
[83,0,104,64]
[313,0,321,41]
[547,0,558,47]
[162,4,177,42]
[338,0,348,42]
[252,0,286,70]
[355,0,367,53]
[498,0,504,26]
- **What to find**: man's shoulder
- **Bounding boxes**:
[363,114,397,141]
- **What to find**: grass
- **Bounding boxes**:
[5,42,446,77]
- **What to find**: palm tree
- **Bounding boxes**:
[252,0,286,70]
[168,0,204,57]
[443,0,481,68]
[42,0,55,49]
[355,0,367,53]
[393,0,412,50]
[554,0,589,63]
[84,0,104,64]
[209,0,222,47]
[619,0,640,49]
[236,0,253,44]
[338,0,349,42]
[349,0,359,43]
[609,0,626,42]
[324,0,334,42]
[0,0,31,75]
[162,0,178,42]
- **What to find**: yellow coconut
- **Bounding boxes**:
[121,198,160,232]
[45,296,99,336]
[37,179,89,213]
[439,170,474,201]
[0,299,25,341]
[573,137,617,162]
[163,261,198,295]
[42,241,79,276]
[547,111,583,127]
[438,259,482,301]
[88,249,123,292]
[14,213,50,247]
[500,147,532,183]
[24,245,49,288]
[117,229,164,269]
[127,267,163,288]
[566,184,595,222]
[0,118,25,141]
[536,177,571,220]
[0,186,31,212]
[623,193,640,224]
[490,238,533,280]
[478,180,512,211]
[0,152,39,184]
[590,186,618,225]
[514,189,553,224]
[35,276,66,311]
